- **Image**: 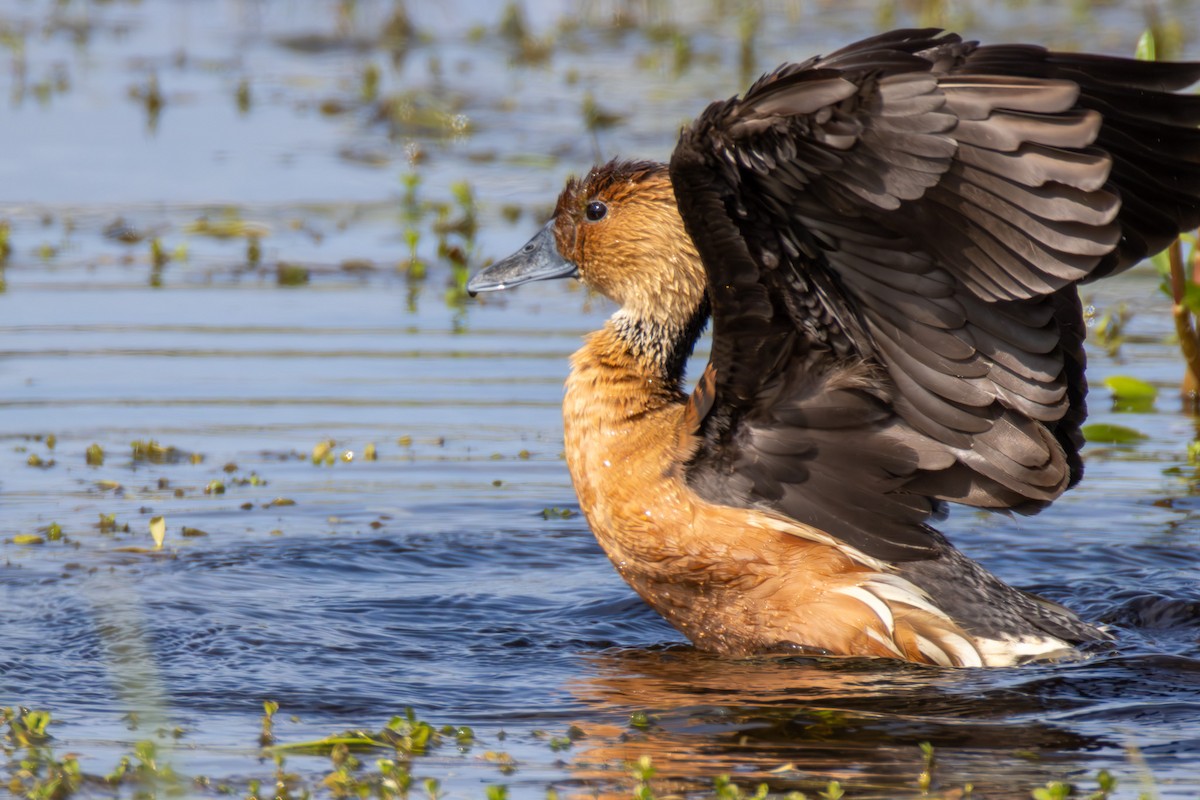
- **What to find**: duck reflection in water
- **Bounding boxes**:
[559,647,1104,798]
[468,29,1200,667]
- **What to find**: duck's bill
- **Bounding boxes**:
[467,223,578,294]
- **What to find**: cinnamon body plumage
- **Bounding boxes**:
[468,29,1200,666]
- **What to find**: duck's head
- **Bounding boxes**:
[468,159,707,327]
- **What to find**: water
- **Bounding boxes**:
[2,1,1200,797]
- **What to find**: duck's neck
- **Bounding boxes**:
[573,304,709,410]
[562,304,708,532]
[610,306,708,392]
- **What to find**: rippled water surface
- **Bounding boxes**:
[3,1,1200,798]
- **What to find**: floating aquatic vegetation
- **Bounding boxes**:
[149,238,168,268]
[581,91,625,132]
[130,439,198,465]
[1104,376,1158,413]
[236,76,251,114]
[1081,423,1149,445]
[499,1,554,65]
[312,439,336,465]
[127,73,164,132]
[184,213,269,239]
[276,261,310,286]
[374,89,473,139]
[0,702,1142,799]
[628,711,652,730]
[246,235,262,266]
[103,218,145,244]
[260,700,279,746]
[361,63,380,103]
[229,471,267,487]
[382,1,417,44]
[97,514,127,534]
[149,516,166,549]
[1086,301,1131,358]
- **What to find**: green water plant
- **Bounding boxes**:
[712,774,770,799]
[1155,233,1200,407]
[958,769,1121,800]
[499,1,553,65]
[1138,28,1200,409]
[917,741,935,793]
[0,219,11,262]
[266,707,444,760]
[540,507,576,519]
[1079,423,1148,445]
[236,77,252,114]
[130,438,197,464]
[128,73,164,132]
[630,755,656,800]
[1088,301,1130,358]
[277,261,310,286]
[184,211,269,239]
[0,705,1153,800]
[97,514,128,534]
[3,708,83,800]
[1103,376,1158,413]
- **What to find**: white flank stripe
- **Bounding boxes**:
[975,634,1071,667]
[938,631,984,668]
[836,585,895,635]
[865,626,904,657]
[864,574,952,620]
[913,634,954,667]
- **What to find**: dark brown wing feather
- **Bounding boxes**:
[670,28,1200,562]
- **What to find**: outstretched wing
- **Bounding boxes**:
[669,29,1200,562]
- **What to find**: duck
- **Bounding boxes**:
[466,28,1200,667]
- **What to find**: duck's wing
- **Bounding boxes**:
[669,28,1200,563]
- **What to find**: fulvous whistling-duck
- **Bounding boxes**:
[467,29,1200,667]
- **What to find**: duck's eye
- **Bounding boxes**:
[585,201,608,222]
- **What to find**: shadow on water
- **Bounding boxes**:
[3,0,1200,797]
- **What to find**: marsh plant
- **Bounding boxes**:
[2,704,1136,800]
